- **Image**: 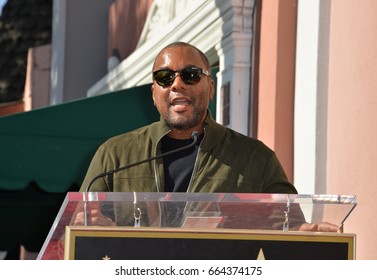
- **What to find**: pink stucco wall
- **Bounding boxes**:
[326,0,377,260]
[23,44,51,110]
[108,0,153,61]
[257,0,297,183]
[257,0,377,259]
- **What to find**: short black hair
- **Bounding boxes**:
[153,42,210,71]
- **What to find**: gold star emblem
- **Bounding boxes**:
[256,248,265,260]
[102,255,111,260]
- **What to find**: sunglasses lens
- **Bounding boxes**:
[154,70,175,86]
[153,67,204,87]
[181,67,202,85]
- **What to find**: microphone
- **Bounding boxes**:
[84,131,200,193]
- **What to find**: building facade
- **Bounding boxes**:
[2,0,377,259]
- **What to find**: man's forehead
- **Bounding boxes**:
[154,46,204,69]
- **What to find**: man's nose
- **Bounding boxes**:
[170,72,187,89]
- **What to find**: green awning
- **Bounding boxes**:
[0,84,160,193]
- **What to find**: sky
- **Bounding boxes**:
[0,0,7,16]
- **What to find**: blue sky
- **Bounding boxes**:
[0,0,7,15]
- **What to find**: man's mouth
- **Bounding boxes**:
[171,98,192,111]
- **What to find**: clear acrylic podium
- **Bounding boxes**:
[37,192,356,260]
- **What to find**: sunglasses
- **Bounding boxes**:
[153,66,210,87]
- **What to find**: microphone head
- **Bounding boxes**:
[191,131,200,140]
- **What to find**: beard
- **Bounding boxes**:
[165,106,206,130]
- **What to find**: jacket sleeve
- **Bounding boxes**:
[79,144,111,192]
[261,152,298,194]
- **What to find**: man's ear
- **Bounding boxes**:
[151,84,156,106]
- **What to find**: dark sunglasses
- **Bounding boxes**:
[153,66,210,87]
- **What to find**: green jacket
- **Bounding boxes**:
[80,112,297,195]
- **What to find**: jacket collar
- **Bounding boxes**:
[149,110,226,152]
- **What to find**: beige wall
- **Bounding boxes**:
[326,0,377,260]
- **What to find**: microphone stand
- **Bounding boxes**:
[83,131,200,226]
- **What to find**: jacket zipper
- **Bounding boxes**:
[153,131,170,227]
[186,130,205,193]
[153,131,170,192]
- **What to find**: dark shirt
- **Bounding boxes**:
[161,134,204,192]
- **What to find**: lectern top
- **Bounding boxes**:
[37,192,356,260]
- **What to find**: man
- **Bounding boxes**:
[78,42,339,232]
[80,42,296,194]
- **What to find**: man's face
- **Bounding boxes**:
[151,46,214,132]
